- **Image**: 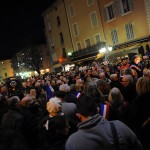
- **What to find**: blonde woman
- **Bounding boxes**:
[29,89,36,99]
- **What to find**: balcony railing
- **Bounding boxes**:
[72,42,106,59]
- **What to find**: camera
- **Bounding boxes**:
[5,76,23,97]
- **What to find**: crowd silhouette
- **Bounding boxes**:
[0,55,150,150]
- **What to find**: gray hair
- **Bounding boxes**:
[123,75,133,84]
[108,87,124,108]
[110,74,117,81]
[143,69,150,78]
[59,84,70,92]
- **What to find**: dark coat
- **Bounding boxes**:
[108,101,130,125]
[109,80,124,93]
[128,93,150,149]
[122,83,137,104]
[1,109,24,132]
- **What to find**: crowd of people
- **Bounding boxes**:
[0,54,150,150]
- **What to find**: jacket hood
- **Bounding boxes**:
[78,114,105,129]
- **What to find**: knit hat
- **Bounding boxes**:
[46,97,62,117]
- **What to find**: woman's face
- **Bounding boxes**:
[135,57,141,64]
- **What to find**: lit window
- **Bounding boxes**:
[111,29,118,44]
[90,11,98,28]
[125,23,134,40]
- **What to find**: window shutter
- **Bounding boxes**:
[129,0,134,11]
[115,0,122,16]
[112,3,117,18]
[103,7,107,22]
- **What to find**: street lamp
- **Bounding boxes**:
[99,47,106,53]
[108,46,112,52]
[99,46,113,62]
[67,52,72,56]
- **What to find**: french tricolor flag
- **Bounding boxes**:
[99,102,110,119]
[76,92,81,99]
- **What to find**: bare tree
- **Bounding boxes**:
[12,45,43,75]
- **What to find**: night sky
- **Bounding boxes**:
[0,0,55,60]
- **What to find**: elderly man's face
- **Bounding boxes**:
[99,73,105,79]
[121,77,129,87]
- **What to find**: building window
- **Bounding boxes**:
[73,23,79,37]
[50,37,54,47]
[69,4,75,17]
[90,11,98,28]
[85,38,91,47]
[111,29,119,44]
[59,32,64,43]
[120,0,134,14]
[48,22,51,31]
[104,2,116,21]
[56,16,61,26]
[87,0,94,6]
[62,48,67,58]
[125,23,134,40]
[95,34,100,44]
[77,42,81,50]
[52,53,58,62]
[5,73,7,77]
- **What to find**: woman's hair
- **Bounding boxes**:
[83,81,103,104]
[108,87,124,109]
[136,77,150,96]
[110,74,118,81]
[75,83,83,92]
[70,84,76,91]
[124,68,134,77]
[96,79,110,96]
[143,68,150,79]
[29,89,36,99]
